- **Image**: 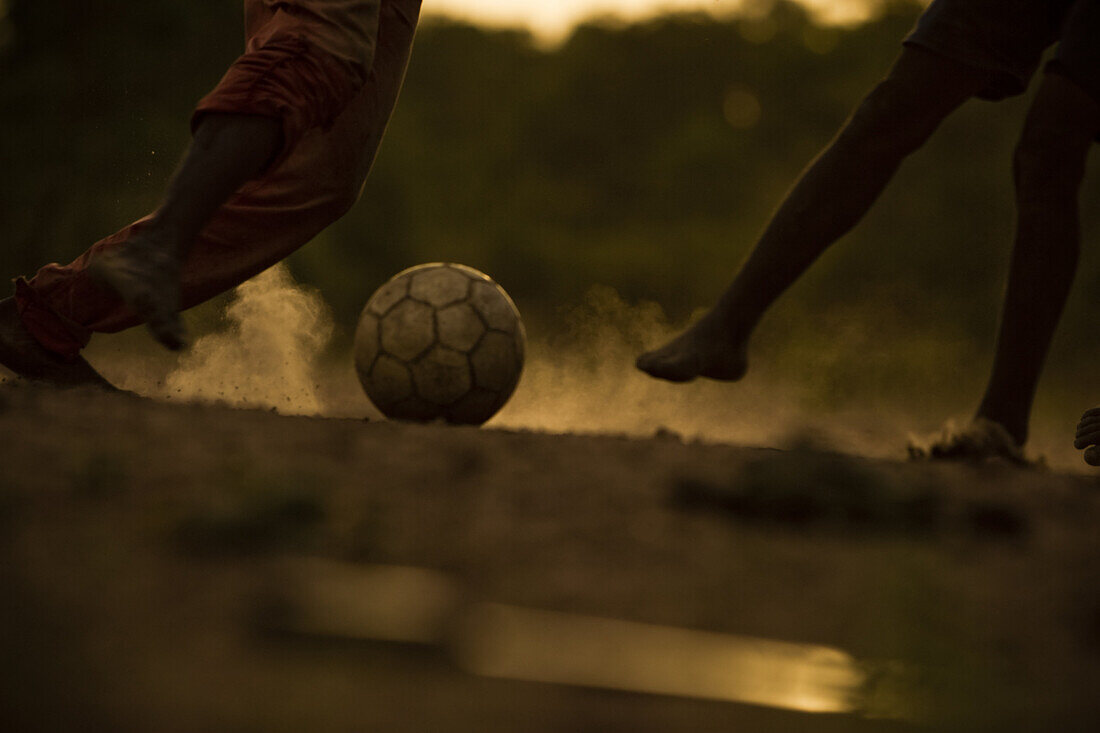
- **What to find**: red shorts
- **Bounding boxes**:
[191,33,359,170]
[16,0,420,359]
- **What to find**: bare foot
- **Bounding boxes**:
[908,417,1032,466]
[1073,407,1100,466]
[88,234,186,350]
[0,297,117,389]
[636,312,749,383]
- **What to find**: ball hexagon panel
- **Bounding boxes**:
[366,277,408,316]
[471,331,519,392]
[356,263,526,425]
[353,311,380,373]
[409,266,470,307]
[368,355,413,406]
[411,345,472,405]
[386,396,440,422]
[380,299,435,362]
[468,280,520,332]
[446,387,501,425]
[437,302,485,352]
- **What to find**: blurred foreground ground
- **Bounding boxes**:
[1,383,1099,731]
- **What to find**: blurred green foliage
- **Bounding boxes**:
[2,0,1099,374]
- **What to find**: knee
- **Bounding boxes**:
[1013,111,1090,196]
[838,77,945,159]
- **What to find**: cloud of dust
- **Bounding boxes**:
[491,285,1000,460]
[491,286,896,456]
[92,271,1086,468]
[156,264,338,416]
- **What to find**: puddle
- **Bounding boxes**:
[456,601,864,714]
[269,559,878,717]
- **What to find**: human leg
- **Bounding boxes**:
[9,0,421,374]
[88,114,283,350]
[637,46,987,382]
[85,19,365,351]
[974,74,1099,446]
[982,0,1100,455]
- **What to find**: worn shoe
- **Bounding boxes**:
[88,242,186,350]
[0,297,117,389]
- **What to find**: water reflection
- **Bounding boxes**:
[457,603,864,714]
[273,560,872,716]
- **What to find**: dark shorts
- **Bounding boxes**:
[904,0,1100,103]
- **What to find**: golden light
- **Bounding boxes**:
[457,602,867,713]
[269,560,877,717]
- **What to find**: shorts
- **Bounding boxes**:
[904,0,1100,103]
[1047,0,1100,105]
[192,10,364,170]
[14,0,421,360]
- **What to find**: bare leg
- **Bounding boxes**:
[976,74,1100,445]
[637,47,987,382]
[89,113,282,349]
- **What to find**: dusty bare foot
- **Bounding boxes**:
[0,297,117,389]
[88,234,186,350]
[907,417,1032,466]
[636,312,749,383]
[1073,407,1100,466]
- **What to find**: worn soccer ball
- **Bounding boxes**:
[354,263,526,425]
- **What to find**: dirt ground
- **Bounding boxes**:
[2,382,1100,732]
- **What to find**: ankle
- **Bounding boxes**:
[711,292,759,330]
[700,306,750,346]
[974,410,1027,447]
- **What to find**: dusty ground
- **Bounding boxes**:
[1,383,1100,732]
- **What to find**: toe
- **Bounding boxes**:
[636,351,696,383]
[1074,426,1100,449]
[635,349,666,375]
[1076,416,1100,435]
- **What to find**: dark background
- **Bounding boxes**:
[2,0,1099,407]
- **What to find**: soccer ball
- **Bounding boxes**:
[354,263,526,425]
